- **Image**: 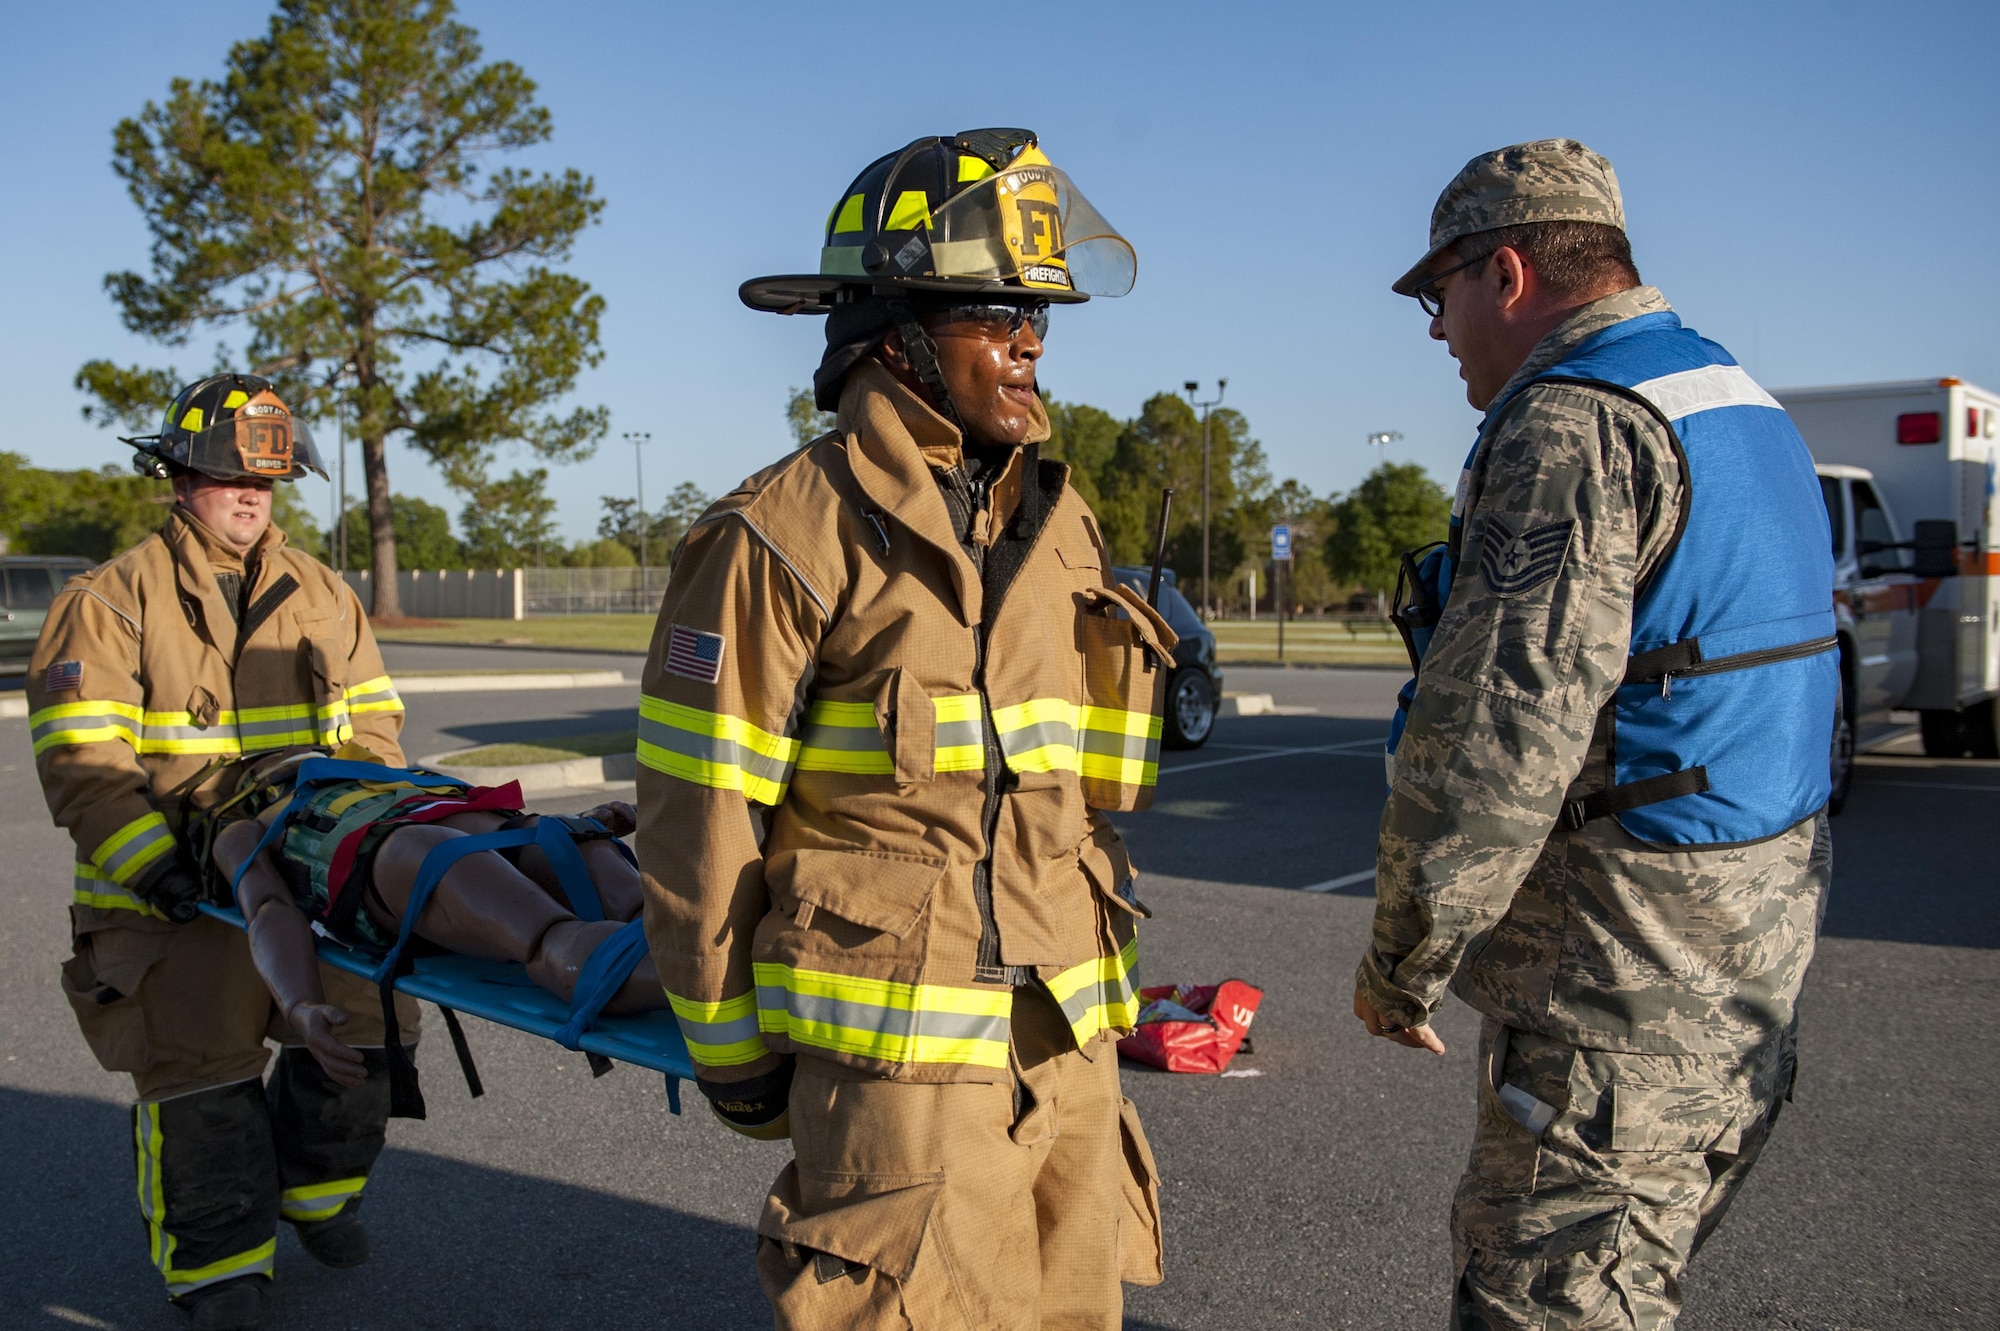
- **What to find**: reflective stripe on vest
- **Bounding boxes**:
[73,861,163,916]
[94,810,176,886]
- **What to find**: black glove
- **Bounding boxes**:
[131,862,204,924]
[695,1060,794,1141]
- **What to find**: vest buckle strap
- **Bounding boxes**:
[1563,767,1712,831]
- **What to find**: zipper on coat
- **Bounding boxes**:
[1659,634,1837,699]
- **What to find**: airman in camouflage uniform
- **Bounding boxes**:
[1354,141,1829,1329]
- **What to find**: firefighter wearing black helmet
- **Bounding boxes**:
[639,130,1167,1328]
[28,374,412,1329]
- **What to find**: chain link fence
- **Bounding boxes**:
[522,566,675,615]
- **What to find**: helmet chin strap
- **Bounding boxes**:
[887,298,965,435]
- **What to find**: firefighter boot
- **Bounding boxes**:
[268,1045,392,1268]
[136,1080,281,1306]
[176,1274,267,1330]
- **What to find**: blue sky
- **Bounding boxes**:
[4,1,1996,544]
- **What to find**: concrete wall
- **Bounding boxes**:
[342,569,524,620]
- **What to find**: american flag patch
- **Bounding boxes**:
[45,660,82,692]
[664,624,726,684]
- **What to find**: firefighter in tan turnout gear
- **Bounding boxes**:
[637,129,1170,1328]
[29,375,411,1331]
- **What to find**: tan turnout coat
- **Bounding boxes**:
[30,508,405,936]
[638,364,1175,1084]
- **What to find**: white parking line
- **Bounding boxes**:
[1159,736,1388,777]
[1303,869,1376,893]
[1867,779,2000,794]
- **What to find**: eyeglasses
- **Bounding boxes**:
[928,302,1051,340]
[1412,253,1488,318]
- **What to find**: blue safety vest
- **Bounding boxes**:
[1388,310,1837,847]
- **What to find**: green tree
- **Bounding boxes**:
[1093,396,1262,606]
[338,494,463,570]
[599,480,711,567]
[1042,400,1121,514]
[0,455,175,560]
[560,536,636,568]
[459,468,557,566]
[77,0,606,617]
[786,387,836,449]
[1323,461,1452,602]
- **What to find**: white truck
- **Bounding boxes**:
[1770,378,2000,801]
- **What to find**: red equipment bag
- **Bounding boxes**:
[1116,979,1263,1074]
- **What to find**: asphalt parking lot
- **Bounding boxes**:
[3,654,1995,1329]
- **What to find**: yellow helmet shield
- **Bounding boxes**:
[929,146,1136,297]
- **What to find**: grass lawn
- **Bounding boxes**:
[372,615,655,653]
[374,614,1409,666]
[442,730,637,766]
[1208,618,1407,666]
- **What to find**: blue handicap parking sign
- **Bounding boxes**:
[1271,524,1292,559]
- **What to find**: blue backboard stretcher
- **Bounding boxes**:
[200,903,694,1113]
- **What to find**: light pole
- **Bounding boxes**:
[623,430,651,606]
[1182,378,1226,620]
[1367,430,1404,451]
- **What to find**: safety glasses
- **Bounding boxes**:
[927,302,1051,340]
[1413,253,1488,318]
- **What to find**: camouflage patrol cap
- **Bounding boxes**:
[1391,139,1624,296]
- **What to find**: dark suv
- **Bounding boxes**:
[0,556,93,676]
[1111,566,1223,749]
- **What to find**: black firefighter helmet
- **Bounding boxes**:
[123,374,327,483]
[743,129,1138,416]
[739,128,1137,314]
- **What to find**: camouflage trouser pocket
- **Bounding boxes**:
[1455,1204,1635,1331]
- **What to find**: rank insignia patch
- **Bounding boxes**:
[45,660,83,692]
[664,624,726,684]
[1480,518,1574,597]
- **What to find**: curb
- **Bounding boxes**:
[395,671,630,694]
[1221,693,1276,717]
[421,748,637,795]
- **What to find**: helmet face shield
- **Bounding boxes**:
[929,160,1136,297]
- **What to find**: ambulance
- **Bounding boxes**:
[1770,378,2000,802]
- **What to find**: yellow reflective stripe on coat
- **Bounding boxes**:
[344,675,403,714]
[796,699,892,774]
[136,1102,279,1296]
[794,692,987,775]
[666,989,769,1066]
[991,698,1083,774]
[933,693,985,772]
[753,962,1012,1068]
[93,811,175,886]
[637,694,800,805]
[990,698,1161,788]
[29,699,144,754]
[1045,936,1141,1045]
[73,861,164,917]
[280,1175,368,1223]
[37,699,331,757]
[1077,704,1163,788]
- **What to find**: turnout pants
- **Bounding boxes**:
[757,986,1164,1331]
[60,915,419,1300]
[1450,1018,1794,1331]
